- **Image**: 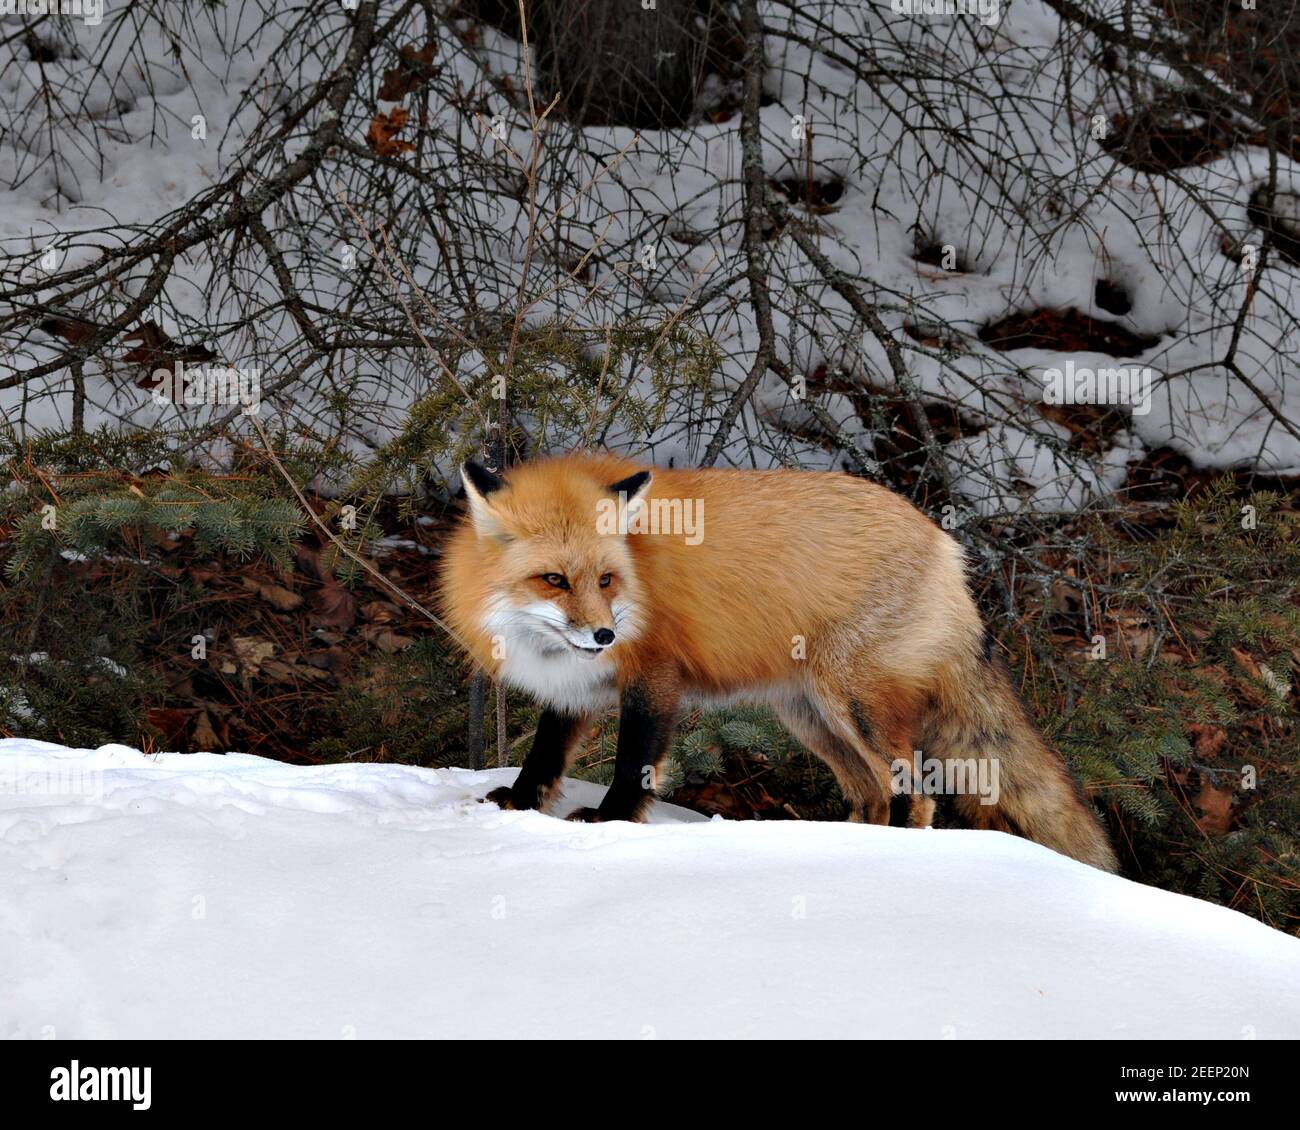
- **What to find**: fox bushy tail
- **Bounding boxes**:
[922,649,1119,872]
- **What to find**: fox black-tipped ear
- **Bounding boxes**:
[460,461,509,540]
[462,460,503,499]
[607,470,652,527]
[608,470,651,501]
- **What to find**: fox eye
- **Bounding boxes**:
[599,573,613,588]
[541,573,569,590]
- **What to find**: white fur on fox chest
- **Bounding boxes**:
[497,643,619,713]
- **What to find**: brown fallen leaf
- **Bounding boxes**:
[147,706,197,747]
[240,574,304,611]
[1229,647,1287,708]
[361,624,416,653]
[1119,628,1154,657]
[361,600,401,623]
[1193,779,1235,836]
[377,40,438,101]
[121,319,217,384]
[309,582,358,630]
[1188,723,1228,759]
[294,543,359,629]
[1230,647,1261,680]
[260,657,328,684]
[366,107,416,157]
[1048,578,1080,614]
[39,314,100,344]
[294,544,328,580]
[317,646,354,678]
[228,636,277,688]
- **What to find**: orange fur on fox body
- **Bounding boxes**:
[439,452,1117,871]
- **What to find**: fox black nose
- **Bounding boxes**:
[593,628,615,646]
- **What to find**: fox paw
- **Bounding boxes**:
[484,786,520,810]
[565,806,604,823]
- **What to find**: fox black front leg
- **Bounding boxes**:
[485,708,591,812]
[567,682,679,823]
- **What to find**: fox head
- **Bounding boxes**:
[459,459,651,661]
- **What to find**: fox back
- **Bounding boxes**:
[441,451,972,700]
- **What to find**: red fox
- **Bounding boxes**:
[439,452,1118,871]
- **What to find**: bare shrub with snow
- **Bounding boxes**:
[1,0,1295,501]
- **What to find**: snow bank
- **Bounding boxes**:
[1,738,1297,1039]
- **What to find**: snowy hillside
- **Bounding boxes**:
[2,737,1297,1039]
[4,2,1297,490]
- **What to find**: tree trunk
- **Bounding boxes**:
[467,672,486,770]
[531,0,710,128]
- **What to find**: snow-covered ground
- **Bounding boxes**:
[2,737,1297,1039]
[5,3,1297,489]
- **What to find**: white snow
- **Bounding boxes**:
[2,737,1297,1039]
